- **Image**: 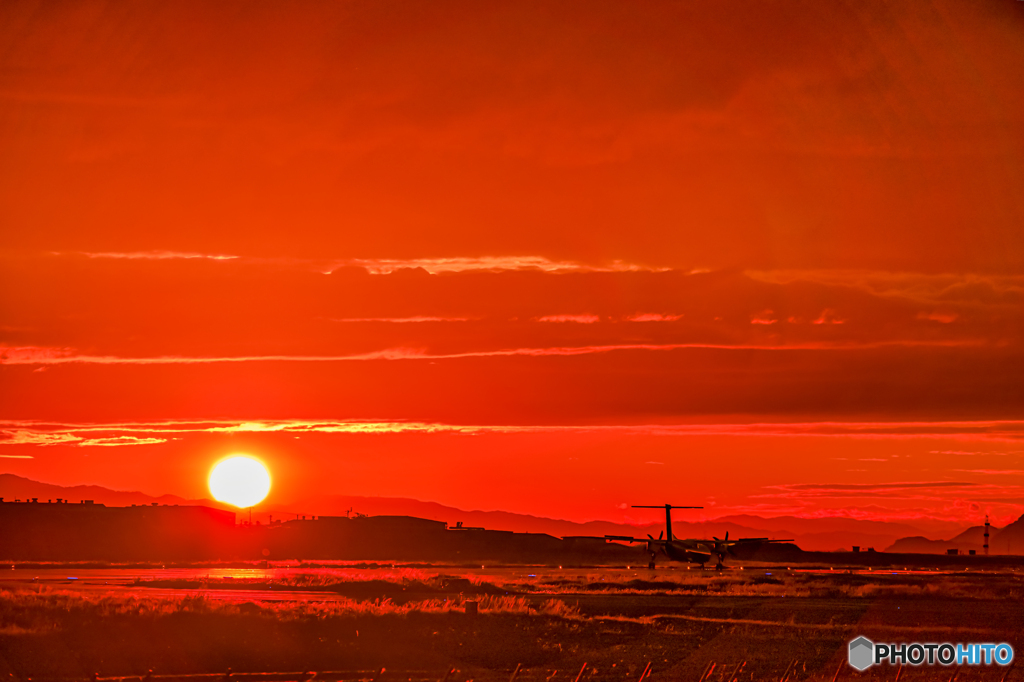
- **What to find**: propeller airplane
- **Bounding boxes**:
[605,504,792,570]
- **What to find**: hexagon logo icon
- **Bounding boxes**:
[849,636,874,671]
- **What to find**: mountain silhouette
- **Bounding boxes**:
[0,475,974,552]
[886,517,1024,555]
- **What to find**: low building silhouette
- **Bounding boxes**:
[0,498,236,560]
[0,499,635,563]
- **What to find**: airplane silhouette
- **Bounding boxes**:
[605,504,791,569]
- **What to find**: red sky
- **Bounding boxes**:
[2,0,1023,527]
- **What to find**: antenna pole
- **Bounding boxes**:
[984,515,990,556]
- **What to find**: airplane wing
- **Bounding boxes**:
[603,534,670,548]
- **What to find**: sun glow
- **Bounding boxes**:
[208,455,271,508]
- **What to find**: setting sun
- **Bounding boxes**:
[208,456,271,508]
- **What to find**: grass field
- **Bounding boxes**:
[1,564,1022,681]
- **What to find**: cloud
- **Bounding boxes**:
[954,469,1024,475]
[812,309,846,325]
[331,257,669,275]
[755,480,1024,505]
[4,418,1024,446]
[775,482,977,492]
[536,314,600,324]
[0,428,168,447]
[0,346,79,364]
[53,251,671,275]
[75,251,239,261]
[625,313,684,322]
[746,270,1024,306]
[2,338,989,367]
[4,262,1015,370]
[329,317,474,323]
[930,450,1004,456]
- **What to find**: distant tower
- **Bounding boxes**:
[984,515,990,556]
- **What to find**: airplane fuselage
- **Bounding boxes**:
[651,536,716,561]
[663,540,712,565]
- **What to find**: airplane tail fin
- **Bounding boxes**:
[631,504,703,544]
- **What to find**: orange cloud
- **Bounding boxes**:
[331,257,668,275]
[812,309,846,325]
[329,317,474,323]
[536,314,601,324]
[625,313,684,322]
[77,251,239,261]
[0,339,992,367]
[5,418,1024,444]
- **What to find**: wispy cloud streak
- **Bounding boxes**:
[0,339,988,366]
[3,419,1024,448]
[746,270,1024,305]
[756,480,1024,503]
[626,313,684,322]
[74,251,239,261]
[536,314,600,323]
[330,256,671,275]
[328,317,474,323]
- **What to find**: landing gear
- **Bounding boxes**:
[648,553,657,570]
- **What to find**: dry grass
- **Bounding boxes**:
[126,565,1024,601]
[2,568,1021,680]
[0,586,581,632]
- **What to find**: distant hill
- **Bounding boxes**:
[287,495,952,552]
[993,515,1024,555]
[885,519,1024,555]
[0,475,974,553]
[0,473,224,509]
